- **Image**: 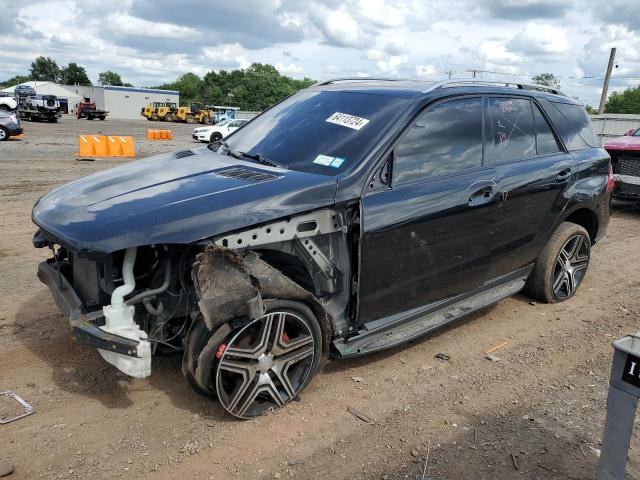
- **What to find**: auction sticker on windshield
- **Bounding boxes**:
[313,154,346,168]
[326,112,370,130]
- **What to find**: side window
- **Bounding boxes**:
[489,97,536,164]
[533,104,561,155]
[394,97,484,186]
[544,101,600,150]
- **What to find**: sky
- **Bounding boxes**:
[0,0,639,106]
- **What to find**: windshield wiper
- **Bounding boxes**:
[238,151,288,170]
[210,141,287,169]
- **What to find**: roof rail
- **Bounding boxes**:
[427,79,565,96]
[313,77,416,87]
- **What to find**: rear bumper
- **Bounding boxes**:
[613,174,640,199]
[37,261,140,357]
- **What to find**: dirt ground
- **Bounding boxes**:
[0,117,639,480]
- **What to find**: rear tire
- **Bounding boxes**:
[0,127,8,141]
[210,132,222,143]
[524,222,591,303]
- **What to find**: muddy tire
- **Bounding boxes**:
[524,222,591,303]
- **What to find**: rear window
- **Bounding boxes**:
[489,97,536,164]
[223,91,409,175]
[545,101,600,151]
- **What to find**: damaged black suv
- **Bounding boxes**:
[33,79,612,418]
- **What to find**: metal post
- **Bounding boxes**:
[597,333,640,480]
[598,47,617,115]
[598,387,638,480]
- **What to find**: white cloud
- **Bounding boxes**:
[507,23,569,56]
[376,55,408,74]
[416,64,437,77]
[478,39,522,65]
[310,4,371,48]
[275,62,304,75]
[106,13,199,39]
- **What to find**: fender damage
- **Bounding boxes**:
[187,245,332,394]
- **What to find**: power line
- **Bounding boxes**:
[418,68,640,82]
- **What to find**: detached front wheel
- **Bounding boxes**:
[524,222,591,303]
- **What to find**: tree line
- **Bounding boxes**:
[4,60,637,114]
[0,56,131,88]
[0,57,315,111]
[152,63,316,111]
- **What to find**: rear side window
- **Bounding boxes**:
[394,97,484,185]
[545,101,600,150]
[533,104,561,155]
[489,97,536,164]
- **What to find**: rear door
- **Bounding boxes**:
[485,96,574,280]
[358,96,498,324]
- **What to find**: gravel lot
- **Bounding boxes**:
[0,117,639,480]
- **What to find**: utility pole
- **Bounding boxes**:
[598,47,616,115]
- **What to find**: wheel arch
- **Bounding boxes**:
[562,207,599,244]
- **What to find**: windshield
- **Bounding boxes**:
[215,118,232,126]
[223,90,409,175]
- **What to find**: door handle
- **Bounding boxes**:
[555,168,572,183]
[468,186,494,207]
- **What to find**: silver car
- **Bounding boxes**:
[0,111,23,141]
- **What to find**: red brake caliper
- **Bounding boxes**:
[215,343,226,359]
[282,332,290,343]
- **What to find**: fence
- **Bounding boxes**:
[236,111,259,120]
[590,114,640,138]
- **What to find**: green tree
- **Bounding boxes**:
[605,86,640,114]
[30,56,61,82]
[154,63,315,110]
[98,71,124,86]
[60,63,91,85]
[585,104,598,115]
[154,72,203,105]
[532,73,560,89]
[0,74,33,88]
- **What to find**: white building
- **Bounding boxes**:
[0,81,180,119]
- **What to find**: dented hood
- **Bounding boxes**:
[32,147,337,254]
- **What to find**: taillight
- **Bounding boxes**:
[606,162,615,193]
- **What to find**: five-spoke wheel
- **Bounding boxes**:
[215,302,321,419]
[525,222,591,303]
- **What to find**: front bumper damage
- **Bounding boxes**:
[37,260,148,368]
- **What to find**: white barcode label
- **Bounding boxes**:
[326,112,369,130]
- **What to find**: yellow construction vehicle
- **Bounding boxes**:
[140,102,177,121]
[190,103,214,124]
[173,102,209,124]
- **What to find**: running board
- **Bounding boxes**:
[333,277,526,358]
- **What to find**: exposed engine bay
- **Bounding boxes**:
[35,207,357,392]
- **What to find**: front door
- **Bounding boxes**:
[358,96,498,324]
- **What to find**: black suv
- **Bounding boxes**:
[33,79,612,418]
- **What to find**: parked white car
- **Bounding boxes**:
[0,95,17,112]
[192,119,248,143]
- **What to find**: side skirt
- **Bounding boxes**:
[332,266,532,358]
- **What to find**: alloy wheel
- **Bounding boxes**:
[216,310,316,419]
[552,233,590,299]
[0,128,7,141]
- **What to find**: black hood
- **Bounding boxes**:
[33,147,337,254]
